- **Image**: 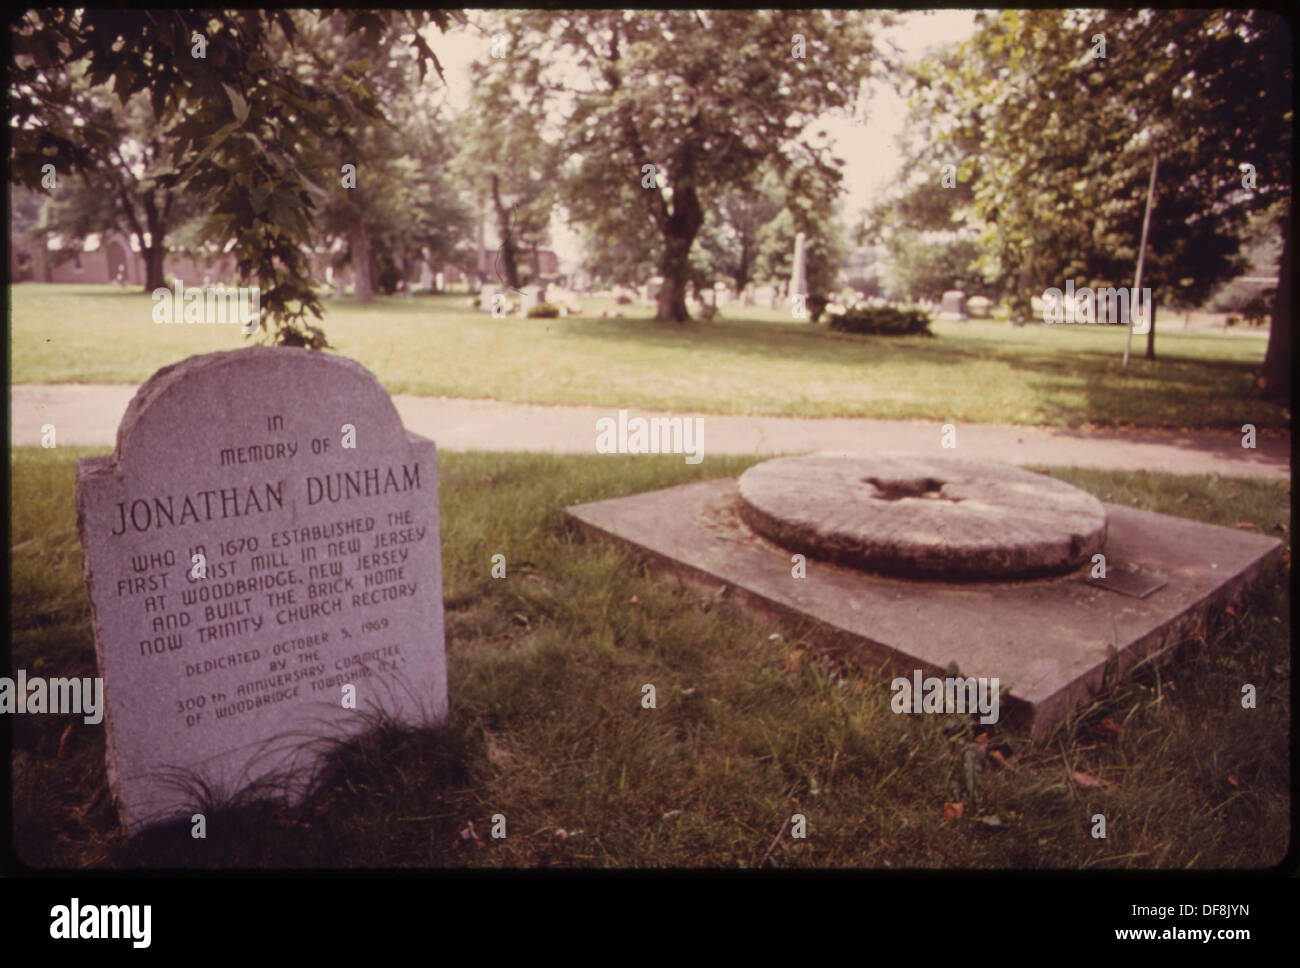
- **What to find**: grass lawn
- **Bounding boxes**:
[10,447,1290,868]
[10,284,1286,430]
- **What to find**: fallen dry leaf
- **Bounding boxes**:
[1224,603,1243,618]
[481,474,496,485]
[57,722,75,759]
[628,594,639,604]
[1227,775,1239,788]
[973,732,989,748]
[785,648,807,675]
[988,749,1016,770]
[1071,769,1106,789]
[943,801,965,821]
[1097,716,1123,737]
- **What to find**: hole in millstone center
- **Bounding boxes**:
[863,476,964,502]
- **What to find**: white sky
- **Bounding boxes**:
[431,10,977,269]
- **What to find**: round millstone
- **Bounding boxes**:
[736,454,1107,580]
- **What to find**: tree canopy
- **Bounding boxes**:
[11,9,460,345]
[893,9,1290,389]
[469,10,892,321]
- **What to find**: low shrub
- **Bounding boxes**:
[1242,290,1275,327]
[527,302,561,319]
[827,305,933,336]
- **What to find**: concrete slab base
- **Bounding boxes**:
[567,478,1284,738]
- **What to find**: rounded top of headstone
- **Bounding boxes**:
[112,347,406,468]
[736,454,1107,579]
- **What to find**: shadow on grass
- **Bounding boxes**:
[549,313,975,368]
[512,314,1280,430]
[107,716,482,869]
[1014,361,1284,430]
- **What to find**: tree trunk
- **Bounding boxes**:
[141,201,168,291]
[490,174,520,290]
[732,229,751,294]
[1145,300,1156,360]
[1260,216,1292,402]
[1014,264,1034,323]
[655,184,704,323]
[656,238,693,322]
[350,207,373,303]
[143,245,166,291]
[401,256,415,296]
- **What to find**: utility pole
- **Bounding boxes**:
[1124,149,1159,367]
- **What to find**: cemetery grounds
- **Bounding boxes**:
[8,286,1290,868]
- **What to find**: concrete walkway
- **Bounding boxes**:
[10,383,1290,480]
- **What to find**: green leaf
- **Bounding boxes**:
[182,120,241,176]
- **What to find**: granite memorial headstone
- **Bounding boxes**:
[76,347,448,832]
[938,290,968,321]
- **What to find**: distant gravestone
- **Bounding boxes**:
[521,286,540,314]
[478,283,495,312]
[75,347,448,832]
[938,290,968,321]
[333,277,345,300]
